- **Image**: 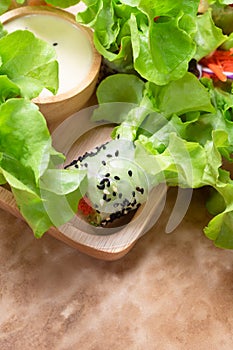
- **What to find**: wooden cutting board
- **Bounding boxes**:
[0,105,167,260]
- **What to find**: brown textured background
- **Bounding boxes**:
[0,188,233,350]
[1,4,233,350]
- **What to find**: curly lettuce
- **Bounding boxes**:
[76,0,226,85]
[92,73,233,249]
[0,25,86,237]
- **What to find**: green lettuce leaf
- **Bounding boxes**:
[194,10,227,60]
[96,73,144,104]
[211,2,233,35]
[147,72,215,117]
[76,0,226,85]
[0,14,90,238]
[0,0,11,15]
[10,185,83,238]
[0,163,6,185]
[0,30,58,97]
[129,12,196,85]
[135,132,207,188]
[92,73,145,125]
[0,97,88,237]
[138,0,199,18]
[204,170,233,248]
[0,99,51,182]
[93,73,215,140]
[0,75,20,103]
[45,0,80,7]
[93,71,233,249]
[204,207,233,249]
[1,147,87,237]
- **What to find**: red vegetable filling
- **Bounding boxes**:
[153,16,160,22]
[200,49,233,82]
[78,197,94,216]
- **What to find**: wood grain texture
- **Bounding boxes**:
[0,182,167,261]
[0,114,167,260]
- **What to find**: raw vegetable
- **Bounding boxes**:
[0,1,11,15]
[79,72,233,249]
[0,27,87,237]
[0,99,87,237]
[2,1,233,249]
[0,29,59,98]
[66,138,148,226]
[199,48,233,82]
[6,0,80,10]
[74,0,226,85]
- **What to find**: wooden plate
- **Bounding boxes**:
[0,107,167,261]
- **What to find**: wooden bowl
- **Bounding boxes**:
[0,6,102,129]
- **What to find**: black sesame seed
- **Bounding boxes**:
[103,194,107,201]
[106,181,111,187]
[117,134,120,139]
[106,198,111,202]
[110,213,116,221]
[112,192,117,197]
[128,170,132,177]
[53,42,58,46]
[74,164,79,169]
[102,160,106,166]
[115,150,119,157]
[64,159,77,168]
[84,163,88,167]
[114,175,120,180]
[132,191,136,197]
[119,193,122,199]
[97,184,105,190]
[123,199,130,206]
[136,186,144,194]
[106,154,112,158]
[105,173,110,177]
[96,210,100,214]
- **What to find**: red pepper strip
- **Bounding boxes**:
[202,72,213,79]
[78,197,94,216]
[207,63,227,82]
[199,50,233,82]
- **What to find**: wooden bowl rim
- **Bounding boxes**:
[0,6,102,104]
